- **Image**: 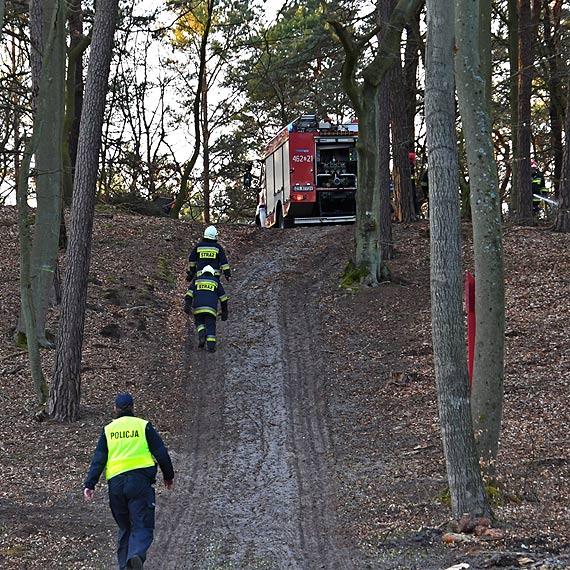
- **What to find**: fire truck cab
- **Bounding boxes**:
[258,114,358,228]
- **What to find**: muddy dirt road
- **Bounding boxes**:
[149,226,360,569]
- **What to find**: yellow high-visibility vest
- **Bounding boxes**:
[104,416,155,480]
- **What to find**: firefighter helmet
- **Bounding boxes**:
[204,225,218,240]
[530,160,539,170]
[200,265,216,276]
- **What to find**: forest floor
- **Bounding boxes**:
[0,206,569,570]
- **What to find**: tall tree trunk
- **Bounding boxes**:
[28,0,66,346]
[388,0,415,223]
[63,0,87,206]
[390,64,415,221]
[455,0,505,478]
[403,8,421,152]
[508,0,520,215]
[543,0,563,196]
[354,83,391,284]
[426,0,492,519]
[16,0,65,404]
[17,0,66,346]
[47,0,120,422]
[553,79,570,232]
[514,0,540,225]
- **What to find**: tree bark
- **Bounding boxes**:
[514,0,539,225]
[455,0,505,477]
[543,0,563,196]
[28,0,66,346]
[48,0,120,422]
[426,0,492,519]
[390,66,415,221]
[16,0,65,404]
[507,0,519,214]
[63,0,88,206]
[403,7,421,153]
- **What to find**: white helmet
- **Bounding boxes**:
[200,265,216,276]
[204,225,218,240]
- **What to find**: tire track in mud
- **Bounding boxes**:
[149,226,358,569]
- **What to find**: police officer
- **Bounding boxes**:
[83,393,174,570]
[184,264,229,353]
[186,225,231,282]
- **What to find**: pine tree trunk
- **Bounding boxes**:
[514,0,537,225]
[543,0,563,195]
[390,63,416,223]
[426,0,492,519]
[48,0,120,422]
[63,0,87,206]
[508,0,520,215]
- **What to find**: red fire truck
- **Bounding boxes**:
[257,114,358,228]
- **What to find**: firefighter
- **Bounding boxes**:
[531,160,547,218]
[83,393,174,570]
[184,264,228,353]
[186,225,231,282]
[258,187,267,229]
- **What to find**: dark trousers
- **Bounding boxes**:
[194,312,217,350]
[108,472,156,569]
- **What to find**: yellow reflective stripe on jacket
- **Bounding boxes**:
[104,416,155,480]
[194,306,218,316]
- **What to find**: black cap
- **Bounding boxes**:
[115,393,134,408]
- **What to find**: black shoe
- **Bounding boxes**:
[127,555,143,569]
[207,346,216,353]
[198,336,206,348]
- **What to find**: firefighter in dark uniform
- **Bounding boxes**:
[83,393,174,570]
[531,160,547,218]
[186,225,231,282]
[184,264,229,353]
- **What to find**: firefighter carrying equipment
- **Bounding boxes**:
[104,416,155,480]
[204,225,218,240]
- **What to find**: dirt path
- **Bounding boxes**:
[149,226,359,569]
